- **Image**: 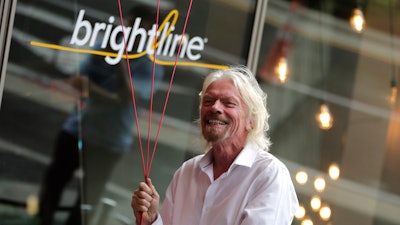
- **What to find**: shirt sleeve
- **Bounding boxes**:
[241,164,299,225]
[151,213,163,225]
[157,175,175,225]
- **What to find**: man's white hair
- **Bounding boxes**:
[199,65,271,151]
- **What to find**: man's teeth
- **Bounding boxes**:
[208,120,225,125]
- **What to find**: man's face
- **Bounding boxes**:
[200,79,251,144]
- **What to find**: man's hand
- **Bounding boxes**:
[132,178,160,225]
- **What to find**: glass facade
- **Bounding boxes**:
[0,0,399,225]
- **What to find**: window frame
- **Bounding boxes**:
[0,0,17,108]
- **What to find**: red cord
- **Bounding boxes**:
[148,0,194,176]
[116,0,194,224]
[145,0,161,179]
[116,0,146,176]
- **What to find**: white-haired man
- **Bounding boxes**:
[132,65,299,225]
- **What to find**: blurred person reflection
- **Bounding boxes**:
[37,4,164,225]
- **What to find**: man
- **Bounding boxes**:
[131,65,299,225]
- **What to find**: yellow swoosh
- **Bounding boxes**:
[30,41,229,70]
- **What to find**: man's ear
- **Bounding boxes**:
[246,119,253,131]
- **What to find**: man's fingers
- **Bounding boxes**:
[146,178,160,200]
[131,179,160,224]
[138,181,153,194]
[133,189,153,202]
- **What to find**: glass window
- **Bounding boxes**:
[0,0,258,224]
[2,0,399,224]
[257,1,400,225]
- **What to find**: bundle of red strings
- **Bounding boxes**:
[116,0,193,224]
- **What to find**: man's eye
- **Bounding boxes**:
[203,99,214,105]
[223,99,237,107]
[225,102,236,107]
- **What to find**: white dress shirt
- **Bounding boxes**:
[152,144,299,225]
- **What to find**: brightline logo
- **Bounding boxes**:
[30,9,229,70]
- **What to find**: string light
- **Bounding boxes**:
[314,176,326,192]
[296,170,308,185]
[319,204,332,221]
[301,217,313,225]
[295,204,306,219]
[350,8,365,33]
[316,103,333,130]
[328,163,340,180]
[310,195,322,211]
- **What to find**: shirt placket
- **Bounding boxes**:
[199,180,218,225]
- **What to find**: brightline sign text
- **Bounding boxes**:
[70,9,208,65]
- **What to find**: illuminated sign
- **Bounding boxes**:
[70,9,207,65]
[30,9,229,70]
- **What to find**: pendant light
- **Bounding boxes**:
[316,1,333,130]
[257,1,300,84]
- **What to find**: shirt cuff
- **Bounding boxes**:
[151,213,162,225]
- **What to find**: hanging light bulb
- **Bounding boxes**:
[295,170,308,185]
[301,217,313,225]
[310,195,322,211]
[316,103,333,130]
[295,204,306,220]
[275,56,289,83]
[328,163,340,180]
[319,204,332,221]
[350,8,365,33]
[314,176,326,192]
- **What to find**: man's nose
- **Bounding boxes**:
[211,100,223,113]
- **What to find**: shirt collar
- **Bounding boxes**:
[199,143,258,169]
[231,143,258,168]
[199,150,213,169]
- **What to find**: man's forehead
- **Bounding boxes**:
[204,81,243,101]
[206,81,236,93]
